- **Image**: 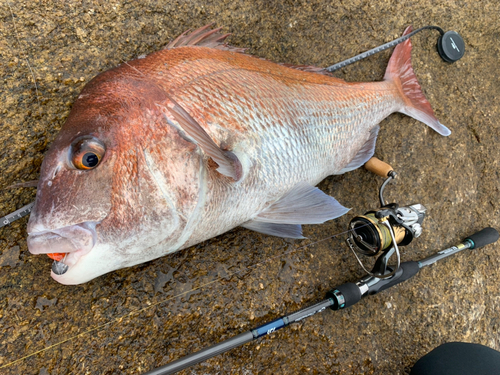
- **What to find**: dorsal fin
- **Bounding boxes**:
[280,63,334,77]
[164,25,336,77]
[164,24,246,53]
[165,94,243,181]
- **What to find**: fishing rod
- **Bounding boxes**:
[144,228,498,375]
[0,201,34,229]
[143,159,499,375]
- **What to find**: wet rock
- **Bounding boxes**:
[1,1,500,374]
[0,246,20,268]
[153,268,174,294]
[35,297,58,312]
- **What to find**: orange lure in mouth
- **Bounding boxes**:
[47,253,66,261]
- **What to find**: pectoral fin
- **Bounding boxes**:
[335,126,379,175]
[166,95,242,181]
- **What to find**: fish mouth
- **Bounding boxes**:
[27,222,98,275]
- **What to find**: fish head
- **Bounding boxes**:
[28,66,203,284]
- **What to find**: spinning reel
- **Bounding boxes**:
[346,158,426,279]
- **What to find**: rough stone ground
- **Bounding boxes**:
[1,1,499,374]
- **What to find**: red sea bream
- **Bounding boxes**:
[26,26,450,284]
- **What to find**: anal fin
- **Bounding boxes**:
[241,221,305,239]
[335,126,379,175]
[256,182,349,225]
[241,182,348,238]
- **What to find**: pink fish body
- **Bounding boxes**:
[27,26,449,284]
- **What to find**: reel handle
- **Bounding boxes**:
[465,227,499,249]
[364,157,394,178]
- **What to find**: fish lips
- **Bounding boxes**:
[27,222,98,269]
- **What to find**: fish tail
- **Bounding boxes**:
[384,26,451,136]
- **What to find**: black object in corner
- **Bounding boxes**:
[411,342,500,375]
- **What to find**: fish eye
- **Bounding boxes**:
[70,137,106,170]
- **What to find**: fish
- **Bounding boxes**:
[26,25,450,285]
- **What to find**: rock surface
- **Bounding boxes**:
[1,1,499,374]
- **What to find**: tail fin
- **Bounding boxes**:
[384,26,451,136]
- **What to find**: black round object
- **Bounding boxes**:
[83,152,99,168]
[52,260,68,275]
[437,31,465,62]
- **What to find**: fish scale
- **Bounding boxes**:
[175,67,386,179]
[163,64,397,239]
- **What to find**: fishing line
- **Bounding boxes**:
[0,224,369,370]
[7,2,41,111]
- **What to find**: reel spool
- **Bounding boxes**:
[349,204,426,257]
[346,158,426,278]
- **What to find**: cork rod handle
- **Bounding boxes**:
[364,157,394,177]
